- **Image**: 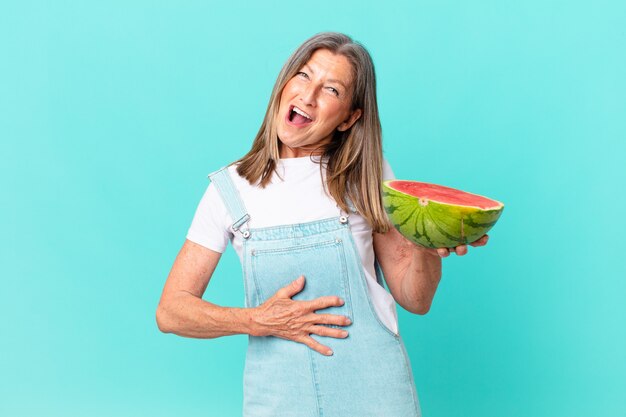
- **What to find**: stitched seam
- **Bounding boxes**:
[398,336,421,416]
[249,217,340,232]
[232,213,251,231]
[335,234,354,321]
[250,253,265,308]
[210,169,246,223]
[344,226,400,338]
[308,348,323,417]
[252,239,338,255]
[244,218,343,238]
[242,240,252,308]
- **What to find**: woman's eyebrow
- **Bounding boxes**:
[304,64,347,89]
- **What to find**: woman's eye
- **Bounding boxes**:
[328,87,339,96]
[297,71,309,78]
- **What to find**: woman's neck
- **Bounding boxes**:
[279,144,326,159]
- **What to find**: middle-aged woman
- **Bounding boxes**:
[157,31,488,417]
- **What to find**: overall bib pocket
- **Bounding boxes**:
[250,239,353,322]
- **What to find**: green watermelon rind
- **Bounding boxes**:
[382,180,504,249]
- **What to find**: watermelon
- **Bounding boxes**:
[382,180,504,249]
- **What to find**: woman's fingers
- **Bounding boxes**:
[435,234,490,257]
[437,246,465,257]
[273,275,306,299]
[261,278,354,356]
[307,312,352,327]
[454,245,468,256]
[443,245,467,256]
[309,324,349,339]
[296,335,335,356]
[469,234,489,247]
[305,295,345,312]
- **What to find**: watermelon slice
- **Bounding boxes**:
[382,180,504,249]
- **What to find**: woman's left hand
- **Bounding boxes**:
[426,234,490,258]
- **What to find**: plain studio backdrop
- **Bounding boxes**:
[1,1,625,416]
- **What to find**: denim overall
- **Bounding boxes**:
[209,167,422,417]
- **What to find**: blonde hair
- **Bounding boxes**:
[236,32,389,233]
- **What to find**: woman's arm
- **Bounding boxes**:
[156,239,351,355]
[373,228,442,315]
[374,229,489,315]
[156,239,257,338]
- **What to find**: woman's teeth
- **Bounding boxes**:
[292,106,312,121]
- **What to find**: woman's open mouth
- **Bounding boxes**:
[286,105,314,127]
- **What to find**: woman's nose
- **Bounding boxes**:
[299,83,318,107]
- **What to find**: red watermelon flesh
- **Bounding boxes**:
[388,181,502,209]
[382,180,504,248]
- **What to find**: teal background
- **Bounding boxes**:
[2,1,625,416]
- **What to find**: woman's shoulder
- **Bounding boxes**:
[206,162,267,198]
[204,162,248,185]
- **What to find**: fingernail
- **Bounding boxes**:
[327,349,334,356]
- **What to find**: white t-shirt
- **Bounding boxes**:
[186,156,399,335]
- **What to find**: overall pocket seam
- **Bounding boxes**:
[242,240,256,308]
[250,239,353,319]
[252,239,338,256]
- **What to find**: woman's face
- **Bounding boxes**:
[276,48,362,158]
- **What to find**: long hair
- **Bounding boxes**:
[235,32,389,233]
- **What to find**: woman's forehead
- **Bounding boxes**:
[301,49,355,87]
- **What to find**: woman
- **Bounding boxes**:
[157,32,488,417]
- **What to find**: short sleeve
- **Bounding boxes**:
[382,158,396,181]
[185,181,233,253]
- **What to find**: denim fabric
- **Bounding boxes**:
[209,167,421,417]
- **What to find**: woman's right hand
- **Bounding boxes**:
[250,275,352,356]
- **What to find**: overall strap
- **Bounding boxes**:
[208,166,251,238]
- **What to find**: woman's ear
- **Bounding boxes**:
[337,108,362,132]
